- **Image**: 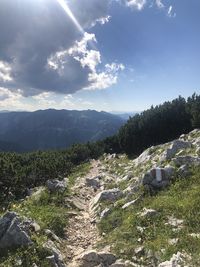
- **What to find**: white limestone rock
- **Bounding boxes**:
[139,208,158,218]
[158,252,186,267]
[90,188,123,209]
[46,179,67,193]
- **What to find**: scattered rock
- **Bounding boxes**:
[163,140,192,160]
[139,208,158,218]
[121,172,133,181]
[46,179,68,193]
[165,216,184,229]
[134,246,145,256]
[189,233,200,238]
[178,164,191,177]
[22,218,41,233]
[100,207,111,219]
[86,176,102,189]
[168,238,179,245]
[90,188,123,209]
[27,187,45,200]
[123,183,140,197]
[134,149,151,167]
[106,154,118,160]
[158,252,186,267]
[0,212,33,250]
[76,250,117,267]
[122,197,141,209]
[136,226,145,234]
[43,240,66,267]
[196,147,200,155]
[110,259,137,266]
[44,229,61,243]
[173,156,200,167]
[66,197,85,211]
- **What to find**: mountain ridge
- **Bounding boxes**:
[0,109,125,152]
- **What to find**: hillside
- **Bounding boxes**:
[1,129,200,266]
[0,109,124,152]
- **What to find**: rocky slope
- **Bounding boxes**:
[1,129,200,266]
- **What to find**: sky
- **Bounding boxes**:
[0,0,199,112]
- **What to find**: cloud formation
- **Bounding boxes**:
[0,0,175,100]
[125,0,147,10]
[0,0,119,97]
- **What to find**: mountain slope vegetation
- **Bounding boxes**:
[0,94,200,266]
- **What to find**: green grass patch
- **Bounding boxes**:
[68,162,91,186]
[98,166,200,263]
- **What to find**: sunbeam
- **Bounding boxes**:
[56,0,85,35]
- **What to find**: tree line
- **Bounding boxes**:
[0,93,199,203]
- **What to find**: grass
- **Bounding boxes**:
[0,162,92,266]
[98,166,200,265]
[68,162,91,186]
[0,245,50,267]
[12,189,69,237]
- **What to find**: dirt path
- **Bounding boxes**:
[64,160,102,266]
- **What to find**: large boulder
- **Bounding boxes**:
[46,178,68,193]
[142,166,175,191]
[0,212,33,251]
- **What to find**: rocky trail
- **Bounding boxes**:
[64,160,103,266]
[1,129,200,266]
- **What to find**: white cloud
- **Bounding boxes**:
[0,87,33,110]
[48,32,125,92]
[86,63,124,90]
[32,92,57,107]
[105,63,125,72]
[0,61,12,82]
[167,5,176,18]
[95,15,111,25]
[68,32,101,72]
[125,0,146,10]
[155,0,164,9]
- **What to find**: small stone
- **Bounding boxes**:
[139,208,158,218]
[134,246,145,256]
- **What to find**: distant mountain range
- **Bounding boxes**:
[111,112,137,120]
[0,109,125,152]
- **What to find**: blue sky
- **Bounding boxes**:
[0,0,199,112]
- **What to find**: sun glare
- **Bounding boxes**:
[56,0,85,35]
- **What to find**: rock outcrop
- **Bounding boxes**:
[46,178,68,193]
[142,166,175,191]
[0,212,33,250]
[161,140,192,161]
